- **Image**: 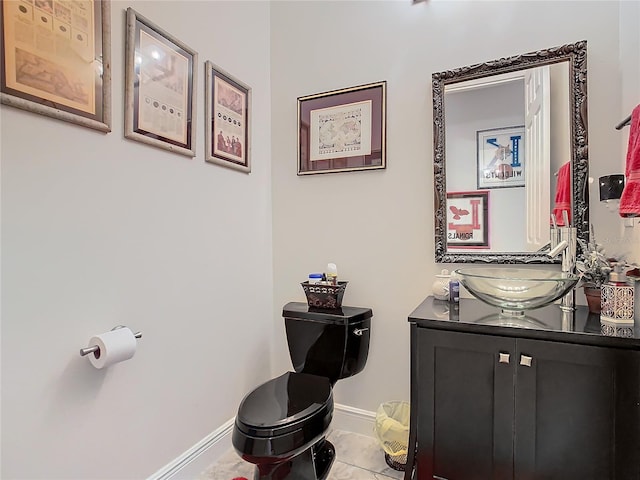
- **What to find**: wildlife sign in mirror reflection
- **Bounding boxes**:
[477,126,525,189]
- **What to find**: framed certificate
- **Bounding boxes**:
[205,61,250,173]
[125,8,197,157]
[0,0,112,132]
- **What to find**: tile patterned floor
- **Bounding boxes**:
[198,429,404,480]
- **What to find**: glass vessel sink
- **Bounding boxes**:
[453,268,579,317]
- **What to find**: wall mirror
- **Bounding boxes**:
[433,41,588,264]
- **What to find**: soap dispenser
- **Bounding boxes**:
[600,263,634,338]
[432,269,450,301]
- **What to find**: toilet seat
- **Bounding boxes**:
[235,371,333,438]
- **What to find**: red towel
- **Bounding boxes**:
[620,104,640,217]
[552,162,571,226]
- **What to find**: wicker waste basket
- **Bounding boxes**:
[374,401,410,471]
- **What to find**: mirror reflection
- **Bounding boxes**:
[445,64,570,252]
[433,41,589,263]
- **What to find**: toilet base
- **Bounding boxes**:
[252,438,335,480]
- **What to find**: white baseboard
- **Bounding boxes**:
[147,404,376,480]
[146,418,235,480]
[332,403,376,438]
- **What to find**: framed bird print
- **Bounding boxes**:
[446,190,489,249]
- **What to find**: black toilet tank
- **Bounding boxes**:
[282,302,372,384]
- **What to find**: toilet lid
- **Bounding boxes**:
[236,372,333,438]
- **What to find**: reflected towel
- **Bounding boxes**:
[552,162,571,226]
[620,104,640,217]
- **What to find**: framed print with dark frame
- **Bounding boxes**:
[205,61,250,173]
[477,125,525,189]
[446,190,490,249]
[125,8,197,157]
[0,0,112,132]
[297,81,386,175]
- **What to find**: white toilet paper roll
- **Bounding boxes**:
[88,327,137,369]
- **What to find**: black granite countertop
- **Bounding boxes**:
[409,296,640,350]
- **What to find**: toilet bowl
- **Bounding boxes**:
[232,302,372,480]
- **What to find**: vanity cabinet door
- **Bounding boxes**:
[513,339,640,480]
[415,328,515,480]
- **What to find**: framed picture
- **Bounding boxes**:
[125,8,197,157]
[297,81,386,175]
[205,61,250,173]
[0,0,112,132]
[446,190,490,249]
[477,125,525,189]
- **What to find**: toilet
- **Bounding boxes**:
[232,301,372,480]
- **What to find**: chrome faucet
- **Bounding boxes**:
[549,212,577,312]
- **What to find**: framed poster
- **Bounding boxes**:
[477,125,524,189]
[125,8,197,157]
[0,0,112,132]
[446,190,490,249]
[205,61,250,173]
[297,81,386,175]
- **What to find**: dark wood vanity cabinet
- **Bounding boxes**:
[407,325,640,480]
[412,329,514,480]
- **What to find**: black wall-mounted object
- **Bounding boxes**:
[599,174,625,201]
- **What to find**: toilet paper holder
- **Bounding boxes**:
[79,325,142,357]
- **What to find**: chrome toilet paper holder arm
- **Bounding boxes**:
[79,325,142,357]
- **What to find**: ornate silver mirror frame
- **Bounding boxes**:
[433,41,588,264]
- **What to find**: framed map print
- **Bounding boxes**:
[297,81,386,175]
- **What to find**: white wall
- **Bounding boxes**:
[1,1,272,478]
[270,0,631,414]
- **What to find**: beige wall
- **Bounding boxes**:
[270,0,635,413]
[1,1,272,478]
